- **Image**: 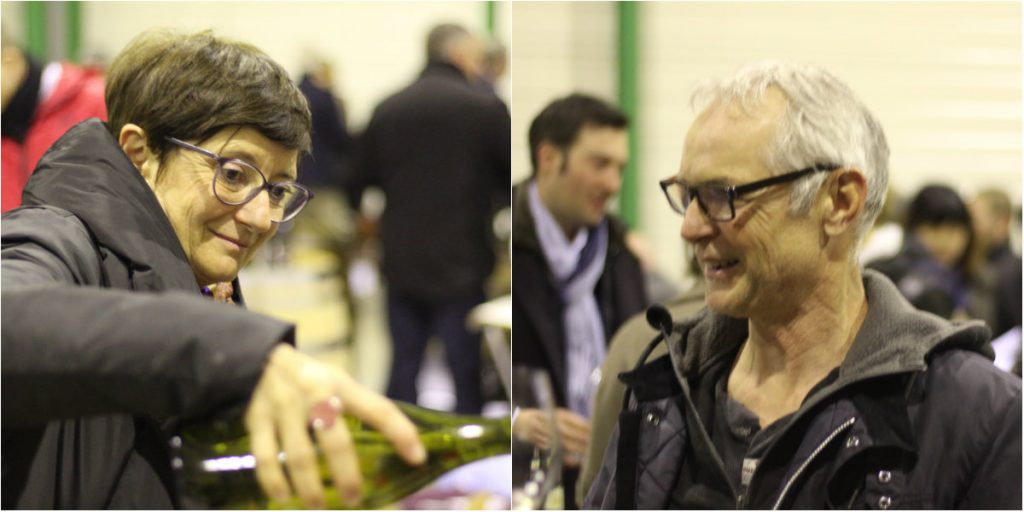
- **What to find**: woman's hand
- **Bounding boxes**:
[244,345,427,508]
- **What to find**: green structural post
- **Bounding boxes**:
[485,1,496,35]
[65,1,81,63]
[25,1,48,60]
[617,1,639,228]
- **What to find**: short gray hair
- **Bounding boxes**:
[426,23,470,62]
[691,61,889,246]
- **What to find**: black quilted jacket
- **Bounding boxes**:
[586,270,1021,509]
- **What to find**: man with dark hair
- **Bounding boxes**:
[351,23,509,414]
[511,93,647,508]
[971,188,1022,338]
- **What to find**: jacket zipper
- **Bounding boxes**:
[768,417,857,510]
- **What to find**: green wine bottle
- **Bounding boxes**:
[170,402,511,509]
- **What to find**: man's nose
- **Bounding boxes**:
[681,199,714,242]
[604,169,623,195]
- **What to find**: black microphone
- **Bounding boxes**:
[622,304,678,411]
[646,304,674,336]
[628,305,675,373]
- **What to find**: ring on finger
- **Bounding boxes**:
[309,395,343,431]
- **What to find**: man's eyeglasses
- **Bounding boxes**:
[165,137,313,223]
[659,165,840,221]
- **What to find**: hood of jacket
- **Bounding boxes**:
[20,118,200,293]
[667,269,993,391]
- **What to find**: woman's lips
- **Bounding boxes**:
[212,231,249,251]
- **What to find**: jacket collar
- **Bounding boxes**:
[668,269,992,385]
[21,119,200,294]
[420,60,470,83]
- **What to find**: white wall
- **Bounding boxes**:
[641,1,1021,283]
[72,2,495,130]
[510,2,617,183]
[511,1,1022,285]
[1,2,25,44]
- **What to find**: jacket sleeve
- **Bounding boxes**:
[1,206,292,428]
[485,98,511,209]
[584,421,621,509]
[957,372,1022,509]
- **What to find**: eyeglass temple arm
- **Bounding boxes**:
[731,165,840,195]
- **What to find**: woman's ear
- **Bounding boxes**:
[118,123,161,186]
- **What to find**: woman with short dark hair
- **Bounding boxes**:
[2,30,424,509]
[869,184,995,323]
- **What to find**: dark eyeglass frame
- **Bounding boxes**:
[165,137,313,223]
[659,164,841,221]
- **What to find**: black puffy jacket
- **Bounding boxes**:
[1,119,292,508]
[587,270,1021,509]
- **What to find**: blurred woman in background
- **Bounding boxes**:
[869,184,996,326]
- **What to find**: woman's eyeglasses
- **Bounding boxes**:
[165,137,313,223]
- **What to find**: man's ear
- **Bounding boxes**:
[822,168,867,237]
[536,142,563,180]
[118,123,161,186]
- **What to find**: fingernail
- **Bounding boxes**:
[344,488,362,506]
[410,444,427,464]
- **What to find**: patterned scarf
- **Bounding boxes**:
[528,182,608,416]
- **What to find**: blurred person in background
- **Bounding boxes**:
[868,184,996,326]
[970,188,1022,337]
[297,56,354,195]
[1,29,107,213]
[586,61,1020,509]
[1,30,425,509]
[478,38,507,100]
[290,56,360,336]
[511,93,647,509]
[349,23,510,414]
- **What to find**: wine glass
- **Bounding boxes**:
[510,368,563,510]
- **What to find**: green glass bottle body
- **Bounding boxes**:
[170,402,511,509]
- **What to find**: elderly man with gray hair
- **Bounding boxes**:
[584,61,1021,509]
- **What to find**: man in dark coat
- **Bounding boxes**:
[587,61,1021,509]
[350,23,510,414]
[970,188,1022,338]
[511,93,647,509]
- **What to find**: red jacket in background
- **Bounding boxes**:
[1,63,107,213]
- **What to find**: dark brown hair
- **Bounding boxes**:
[528,93,628,176]
[105,30,311,157]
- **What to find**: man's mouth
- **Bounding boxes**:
[703,258,740,275]
[707,259,739,270]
